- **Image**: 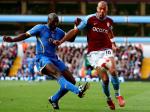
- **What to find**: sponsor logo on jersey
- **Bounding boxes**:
[92,27,108,33]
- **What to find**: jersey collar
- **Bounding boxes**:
[46,24,57,33]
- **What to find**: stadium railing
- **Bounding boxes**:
[0,15,150,23]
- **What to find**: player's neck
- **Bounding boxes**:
[46,24,56,32]
[96,13,106,21]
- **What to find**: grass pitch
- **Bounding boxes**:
[0,80,150,112]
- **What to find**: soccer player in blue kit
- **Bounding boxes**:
[3,13,89,110]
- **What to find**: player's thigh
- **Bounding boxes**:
[53,59,76,83]
[96,67,109,83]
[109,57,116,74]
[53,59,68,72]
[37,56,61,78]
[43,63,61,78]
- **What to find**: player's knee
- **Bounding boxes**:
[67,76,76,84]
[109,68,117,76]
[71,78,76,85]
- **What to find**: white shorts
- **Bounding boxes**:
[86,49,114,68]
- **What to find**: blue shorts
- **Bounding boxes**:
[35,54,67,72]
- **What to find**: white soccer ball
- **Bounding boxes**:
[97,58,112,69]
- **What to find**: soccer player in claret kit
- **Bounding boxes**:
[3,13,89,110]
[54,1,125,110]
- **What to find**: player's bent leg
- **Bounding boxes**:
[101,74,115,110]
[109,57,125,107]
[96,66,115,110]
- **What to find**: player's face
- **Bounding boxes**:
[97,3,108,19]
[48,17,59,30]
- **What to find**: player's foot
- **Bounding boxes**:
[107,99,115,110]
[48,97,59,110]
[116,96,125,107]
[78,82,90,98]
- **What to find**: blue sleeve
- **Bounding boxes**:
[26,24,43,36]
[77,14,96,31]
[58,28,65,40]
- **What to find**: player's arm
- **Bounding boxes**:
[59,28,79,44]
[59,18,82,44]
[3,33,30,43]
[108,27,117,51]
[67,18,82,42]
[3,24,41,43]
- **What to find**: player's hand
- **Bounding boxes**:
[53,40,61,46]
[74,17,82,27]
[3,35,13,42]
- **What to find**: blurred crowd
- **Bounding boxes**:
[17,42,39,81]
[115,45,143,79]
[0,43,144,80]
[0,43,17,78]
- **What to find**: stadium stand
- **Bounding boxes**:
[1,43,141,81]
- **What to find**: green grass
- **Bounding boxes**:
[0,81,150,112]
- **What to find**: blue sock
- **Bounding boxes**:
[57,76,79,94]
[111,75,120,97]
[51,87,68,102]
[101,81,111,99]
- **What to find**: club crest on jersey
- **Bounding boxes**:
[49,38,54,43]
[92,27,108,33]
[107,22,110,27]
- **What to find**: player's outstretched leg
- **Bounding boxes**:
[57,76,89,96]
[111,75,125,107]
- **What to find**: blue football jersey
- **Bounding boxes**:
[26,24,65,57]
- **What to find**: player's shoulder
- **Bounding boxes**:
[86,13,96,20]
[56,27,65,33]
[34,24,46,29]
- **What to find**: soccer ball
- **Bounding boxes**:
[97,58,112,70]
